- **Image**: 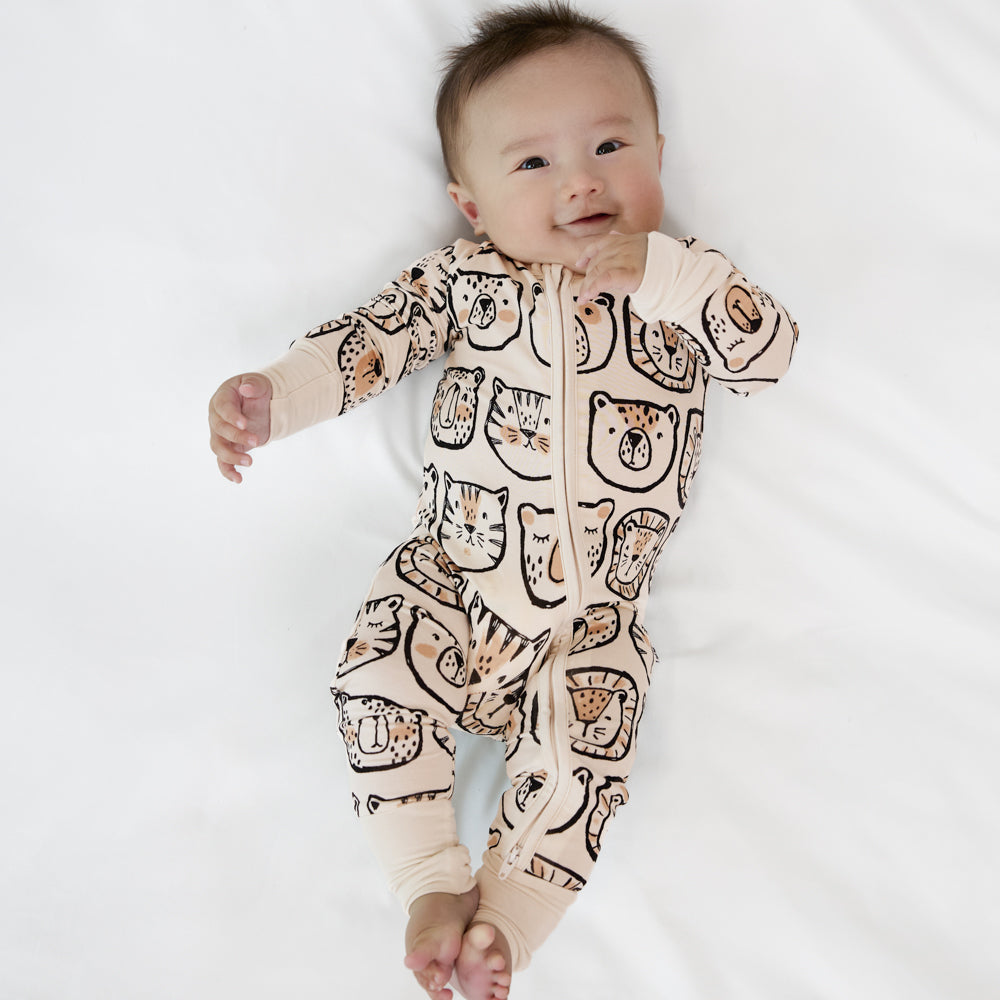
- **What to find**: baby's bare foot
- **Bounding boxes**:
[404,888,480,999]
[454,922,512,1000]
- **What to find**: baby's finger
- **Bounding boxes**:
[217,456,244,484]
[212,391,248,432]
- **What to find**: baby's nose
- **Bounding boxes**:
[560,166,603,199]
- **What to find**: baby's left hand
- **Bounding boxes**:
[575,232,649,304]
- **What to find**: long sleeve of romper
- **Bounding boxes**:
[258,246,458,442]
[629,232,798,395]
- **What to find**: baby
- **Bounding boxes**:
[208,3,797,998]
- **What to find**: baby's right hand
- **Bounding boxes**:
[208,372,272,483]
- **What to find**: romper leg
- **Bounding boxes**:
[331,536,479,912]
[474,602,656,970]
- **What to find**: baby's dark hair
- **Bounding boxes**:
[436,1,658,182]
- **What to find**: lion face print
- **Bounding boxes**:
[626,312,699,391]
[485,378,553,481]
[438,473,508,572]
[702,279,781,372]
[566,667,639,761]
[588,392,679,492]
[431,366,484,449]
[605,508,671,600]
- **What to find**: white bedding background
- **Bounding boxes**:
[2,1,998,997]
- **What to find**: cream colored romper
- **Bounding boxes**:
[260,233,797,970]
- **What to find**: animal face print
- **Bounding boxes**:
[530,291,616,373]
[677,408,703,508]
[337,328,385,412]
[449,268,525,350]
[404,606,467,712]
[518,500,614,608]
[401,248,455,314]
[586,776,629,861]
[605,508,671,600]
[566,667,639,761]
[354,284,410,336]
[414,464,439,535]
[438,474,508,571]
[338,594,403,678]
[570,604,621,654]
[395,537,462,609]
[334,692,429,773]
[431,366,484,449]
[626,313,698,391]
[702,280,781,372]
[461,592,550,737]
[485,379,553,481]
[588,392,679,492]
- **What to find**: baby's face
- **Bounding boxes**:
[448,39,665,270]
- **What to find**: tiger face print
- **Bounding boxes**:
[338,594,403,678]
[438,473,508,572]
[485,378,552,481]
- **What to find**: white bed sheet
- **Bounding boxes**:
[2,1,998,997]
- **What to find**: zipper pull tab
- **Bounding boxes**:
[498,845,522,880]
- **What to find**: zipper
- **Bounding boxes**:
[498,267,582,879]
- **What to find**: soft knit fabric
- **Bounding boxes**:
[259,232,797,967]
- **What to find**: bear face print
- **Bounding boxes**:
[430,366,484,449]
[404,605,467,713]
[334,692,429,773]
[437,473,508,572]
[625,310,699,391]
[530,290,616,373]
[702,280,782,372]
[337,594,403,678]
[449,268,527,350]
[518,500,614,608]
[485,378,553,481]
[605,508,671,600]
[587,392,679,492]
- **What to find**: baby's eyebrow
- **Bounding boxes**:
[499,115,637,158]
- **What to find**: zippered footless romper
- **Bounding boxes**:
[260,233,797,971]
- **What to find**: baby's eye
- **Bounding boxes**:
[517,156,549,171]
[596,140,624,155]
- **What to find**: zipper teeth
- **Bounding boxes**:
[501,268,580,877]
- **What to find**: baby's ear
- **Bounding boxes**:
[447,182,485,234]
